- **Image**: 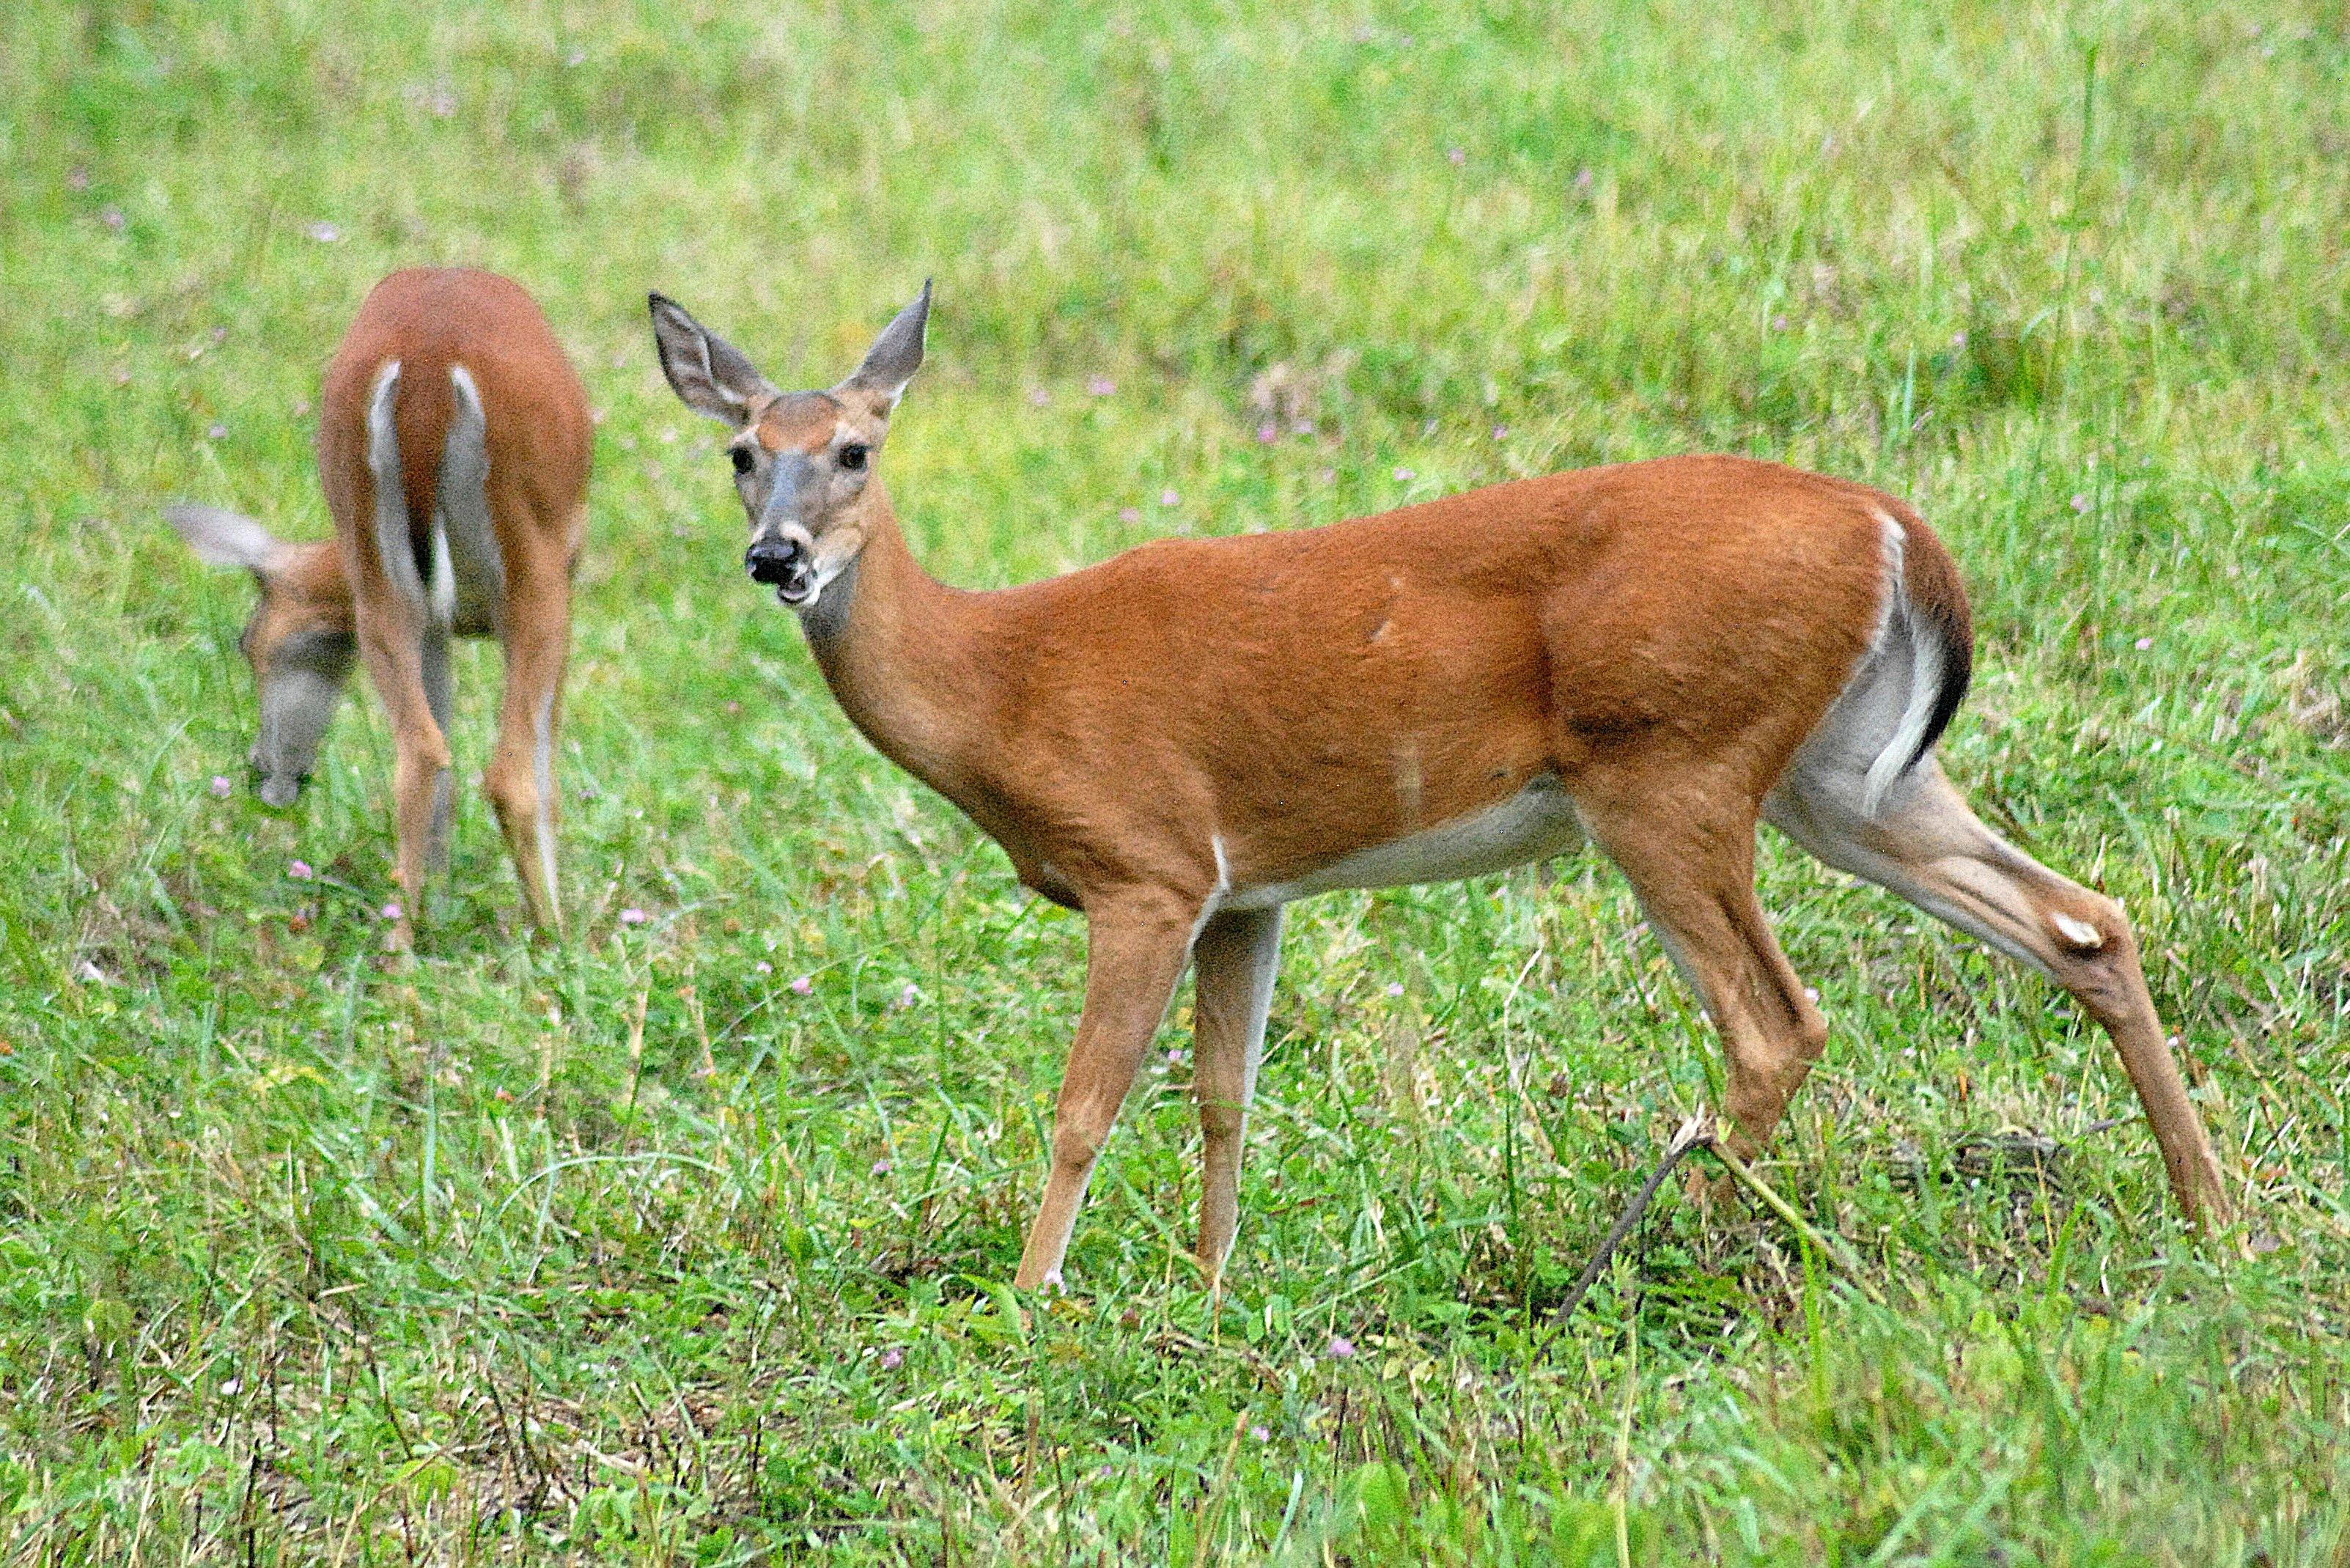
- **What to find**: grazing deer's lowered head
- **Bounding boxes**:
[647,282,929,615]
[166,504,356,806]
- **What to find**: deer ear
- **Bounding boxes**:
[647,293,776,424]
[837,280,930,413]
[166,504,284,573]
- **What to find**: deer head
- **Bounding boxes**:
[166,505,356,806]
[647,283,930,611]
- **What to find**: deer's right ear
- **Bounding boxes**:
[166,504,283,573]
[647,293,774,424]
[837,279,931,414]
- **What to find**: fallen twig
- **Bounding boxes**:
[1550,1111,1711,1326]
[1550,1109,1893,1325]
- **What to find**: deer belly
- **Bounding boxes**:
[1226,776,1586,910]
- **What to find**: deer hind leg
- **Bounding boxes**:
[1579,784,1831,1160]
[1014,893,1200,1291]
[1765,752,2231,1223]
[485,557,571,934]
[1190,905,1282,1287]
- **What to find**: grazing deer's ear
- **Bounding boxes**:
[647,293,776,424]
[837,280,930,414]
[166,504,284,574]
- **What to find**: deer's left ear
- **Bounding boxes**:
[836,280,930,415]
[166,504,284,575]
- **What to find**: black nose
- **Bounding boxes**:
[745,537,803,586]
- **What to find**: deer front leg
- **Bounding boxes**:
[354,601,450,949]
[1014,894,1201,1291]
[421,621,454,875]
[1191,905,1282,1288]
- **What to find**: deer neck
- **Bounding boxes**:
[793,496,988,796]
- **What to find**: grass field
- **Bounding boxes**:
[4,1,2349,1560]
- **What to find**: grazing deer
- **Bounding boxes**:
[649,284,2232,1289]
[170,268,591,942]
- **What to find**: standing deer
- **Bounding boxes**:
[170,268,591,943]
[649,284,2231,1290]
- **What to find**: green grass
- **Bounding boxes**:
[4,0,2348,1561]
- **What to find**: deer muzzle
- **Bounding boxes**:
[745,526,817,605]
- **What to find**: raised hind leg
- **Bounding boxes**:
[1767,751,2231,1223]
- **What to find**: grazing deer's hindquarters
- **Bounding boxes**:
[170,268,592,943]
[649,284,2231,1290]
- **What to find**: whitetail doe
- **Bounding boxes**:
[171,268,591,942]
[650,284,2231,1289]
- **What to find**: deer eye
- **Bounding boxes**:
[729,446,755,476]
[839,443,869,472]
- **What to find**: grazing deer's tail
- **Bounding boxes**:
[1860,504,1975,816]
[364,358,493,630]
[434,366,494,626]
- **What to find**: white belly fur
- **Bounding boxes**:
[1224,776,1587,911]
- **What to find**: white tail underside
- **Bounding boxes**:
[1858,511,1944,817]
